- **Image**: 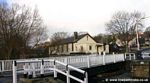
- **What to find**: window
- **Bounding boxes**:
[62,45,63,52]
[76,46,77,51]
[80,46,83,52]
[72,43,74,51]
[89,46,92,50]
[66,44,68,52]
[87,36,88,41]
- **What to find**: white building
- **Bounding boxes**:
[49,32,109,55]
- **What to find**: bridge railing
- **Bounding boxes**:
[12,59,88,83]
[0,53,125,72]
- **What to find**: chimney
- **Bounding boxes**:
[74,32,78,40]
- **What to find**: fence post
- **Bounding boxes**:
[84,71,88,83]
[54,60,57,79]
[13,61,17,83]
[129,54,131,60]
[0,61,1,72]
[64,58,68,64]
[1,61,4,72]
[87,56,90,68]
[32,63,36,78]
[41,59,44,77]
[103,52,105,65]
[23,63,27,78]
[133,53,136,60]
[113,52,116,63]
[103,51,106,56]
[124,53,126,60]
[98,51,101,55]
[0,61,3,72]
[66,65,70,83]
[28,63,32,79]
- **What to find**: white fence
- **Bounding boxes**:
[0,53,128,73]
[1,54,125,72]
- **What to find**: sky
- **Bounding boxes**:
[2,0,150,36]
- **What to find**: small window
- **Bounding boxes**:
[61,45,63,52]
[89,46,92,50]
[66,44,68,52]
[87,36,88,41]
[80,46,83,52]
[76,46,77,51]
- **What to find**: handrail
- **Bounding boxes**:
[55,60,67,66]
[54,60,88,83]
[68,65,85,74]
[16,59,41,63]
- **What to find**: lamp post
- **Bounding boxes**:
[136,17,150,50]
[136,23,140,50]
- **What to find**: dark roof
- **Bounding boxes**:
[60,33,88,44]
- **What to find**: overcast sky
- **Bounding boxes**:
[2,0,150,36]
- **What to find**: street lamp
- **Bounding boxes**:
[136,17,150,50]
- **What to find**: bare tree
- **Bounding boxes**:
[49,32,69,54]
[0,3,47,59]
[144,27,150,46]
[144,27,150,38]
[106,11,145,52]
[50,32,69,45]
[94,33,116,44]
